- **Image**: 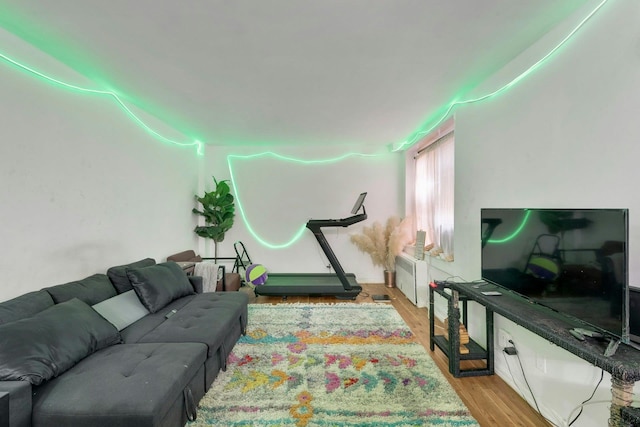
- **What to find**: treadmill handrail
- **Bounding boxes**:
[306,213,367,229]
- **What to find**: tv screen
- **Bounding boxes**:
[481,208,629,342]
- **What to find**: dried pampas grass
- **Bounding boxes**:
[350,216,413,271]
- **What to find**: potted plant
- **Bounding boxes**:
[192,177,235,259]
[350,216,412,287]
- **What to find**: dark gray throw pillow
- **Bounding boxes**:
[107,258,156,293]
[127,262,195,313]
[0,298,121,385]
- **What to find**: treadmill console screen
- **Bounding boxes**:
[350,192,367,215]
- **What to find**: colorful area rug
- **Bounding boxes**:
[190,303,478,426]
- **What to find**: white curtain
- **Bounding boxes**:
[415,132,454,259]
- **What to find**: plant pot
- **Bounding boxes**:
[384,270,396,288]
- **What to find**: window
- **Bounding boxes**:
[406,119,455,260]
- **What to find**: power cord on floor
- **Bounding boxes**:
[502,340,635,427]
[567,369,604,426]
[565,400,624,427]
[502,340,541,414]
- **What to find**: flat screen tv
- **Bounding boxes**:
[481,208,629,343]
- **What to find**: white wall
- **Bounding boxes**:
[204,145,404,284]
[0,25,405,298]
[0,29,200,301]
[429,1,640,426]
[2,1,636,423]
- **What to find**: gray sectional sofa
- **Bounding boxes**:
[0,258,249,427]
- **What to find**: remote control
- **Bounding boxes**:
[574,328,604,338]
[569,328,585,341]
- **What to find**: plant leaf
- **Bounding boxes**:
[192,176,236,242]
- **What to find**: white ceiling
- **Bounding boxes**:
[0,1,591,148]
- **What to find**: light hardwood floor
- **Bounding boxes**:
[245,282,550,427]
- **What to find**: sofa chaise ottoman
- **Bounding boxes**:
[0,258,249,427]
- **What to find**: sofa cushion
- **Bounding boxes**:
[121,292,249,358]
[107,258,156,293]
[46,273,117,306]
[0,298,121,385]
[127,262,195,313]
[0,290,54,325]
[119,295,196,343]
[92,290,150,331]
[31,342,207,427]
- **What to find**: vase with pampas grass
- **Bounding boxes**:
[350,216,412,287]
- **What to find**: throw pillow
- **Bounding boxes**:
[92,290,150,331]
[127,262,194,313]
[0,298,121,385]
[107,258,156,293]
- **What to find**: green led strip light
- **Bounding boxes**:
[1,0,608,156]
[0,0,610,249]
[487,210,532,243]
[226,0,609,248]
[0,52,204,155]
[227,151,376,249]
[394,0,610,152]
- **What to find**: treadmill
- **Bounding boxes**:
[254,192,367,300]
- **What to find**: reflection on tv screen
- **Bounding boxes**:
[481,208,629,342]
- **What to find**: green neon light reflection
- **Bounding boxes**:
[487,210,532,243]
[227,151,376,248]
[0,52,203,155]
[394,0,610,152]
